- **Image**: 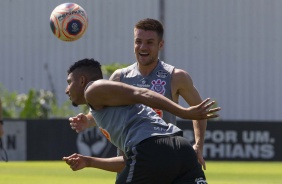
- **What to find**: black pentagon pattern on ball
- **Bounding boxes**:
[50,20,56,34]
[66,19,83,35]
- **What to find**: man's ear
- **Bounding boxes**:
[159,40,164,49]
[80,75,86,86]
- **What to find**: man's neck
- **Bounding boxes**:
[137,60,159,76]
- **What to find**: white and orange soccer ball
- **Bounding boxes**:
[50,3,88,41]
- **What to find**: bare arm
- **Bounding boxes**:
[67,70,126,172]
[85,80,220,120]
[69,69,122,132]
[171,69,208,169]
[63,153,126,173]
[109,69,122,82]
[69,112,96,133]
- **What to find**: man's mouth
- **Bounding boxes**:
[139,52,149,56]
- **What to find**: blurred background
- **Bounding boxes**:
[0,0,281,120]
[0,0,281,161]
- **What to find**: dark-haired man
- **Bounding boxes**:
[70,18,210,170]
[63,58,220,183]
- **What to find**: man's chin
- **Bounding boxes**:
[72,102,78,107]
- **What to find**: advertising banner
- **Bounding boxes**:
[1,121,26,161]
[177,121,282,161]
[3,120,281,161]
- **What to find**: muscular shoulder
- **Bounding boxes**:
[171,68,203,105]
[109,69,122,81]
[169,68,194,102]
[85,79,117,110]
[109,63,136,81]
[172,68,194,88]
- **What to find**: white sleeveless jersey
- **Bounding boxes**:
[120,60,177,125]
[90,104,182,156]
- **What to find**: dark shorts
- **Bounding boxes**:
[116,136,207,184]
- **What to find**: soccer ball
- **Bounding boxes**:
[50,3,88,41]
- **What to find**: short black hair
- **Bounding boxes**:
[67,58,103,81]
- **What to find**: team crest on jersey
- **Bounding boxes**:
[151,79,166,95]
[156,70,169,78]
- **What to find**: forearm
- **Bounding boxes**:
[86,156,125,173]
[90,81,186,117]
[192,119,207,149]
[88,81,218,120]
[138,89,187,118]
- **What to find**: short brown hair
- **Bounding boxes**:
[135,18,164,40]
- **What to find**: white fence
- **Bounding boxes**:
[0,0,281,120]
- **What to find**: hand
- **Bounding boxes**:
[185,98,221,120]
[63,153,88,171]
[69,113,89,133]
[193,144,206,170]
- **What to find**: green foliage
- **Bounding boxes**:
[0,63,128,119]
[0,85,20,118]
[102,62,129,78]
[0,84,76,119]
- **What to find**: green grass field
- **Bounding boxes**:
[0,161,281,184]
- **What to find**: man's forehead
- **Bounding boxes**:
[67,72,74,80]
[134,28,158,39]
